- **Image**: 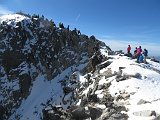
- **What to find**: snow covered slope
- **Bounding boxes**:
[109,58,160,119]
[69,53,160,120]
[0,13,109,120]
[8,63,87,120]
[3,43,160,120]
[98,54,160,120]
[1,13,160,120]
[0,14,30,26]
[41,52,160,120]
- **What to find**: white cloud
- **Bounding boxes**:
[0,5,13,15]
[75,14,80,22]
[99,39,160,57]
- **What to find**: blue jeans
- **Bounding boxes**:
[137,54,140,63]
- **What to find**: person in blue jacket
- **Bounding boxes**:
[139,54,144,63]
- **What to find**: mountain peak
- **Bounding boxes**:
[1,12,160,120]
[0,13,30,26]
[0,12,109,120]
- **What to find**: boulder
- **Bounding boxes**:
[137,99,150,105]
[133,110,157,117]
[71,106,90,119]
[88,94,99,103]
[63,86,73,95]
[0,105,6,120]
[154,115,160,120]
[88,106,103,120]
[19,74,31,98]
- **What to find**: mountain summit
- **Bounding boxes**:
[0,13,160,120]
[0,13,109,120]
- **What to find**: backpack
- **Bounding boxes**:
[143,50,148,56]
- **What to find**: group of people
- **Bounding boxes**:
[90,43,149,73]
[127,45,148,63]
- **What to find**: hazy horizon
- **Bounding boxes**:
[101,39,160,57]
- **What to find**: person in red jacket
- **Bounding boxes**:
[127,45,131,54]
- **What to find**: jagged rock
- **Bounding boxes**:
[108,50,115,55]
[97,84,105,90]
[0,13,112,120]
[88,106,103,120]
[109,113,128,120]
[137,99,150,105]
[134,73,142,78]
[133,110,157,117]
[102,68,113,78]
[52,105,63,111]
[130,92,136,95]
[44,112,61,120]
[84,73,92,80]
[102,107,127,120]
[102,94,114,103]
[84,73,92,86]
[116,70,142,82]
[119,67,126,70]
[71,106,90,119]
[43,105,71,120]
[92,82,99,94]
[121,93,130,100]
[151,111,157,117]
[0,105,6,120]
[105,102,114,108]
[19,74,31,98]
[97,61,112,72]
[105,82,112,88]
[154,115,160,120]
[100,111,110,120]
[116,74,129,82]
[88,94,99,103]
[63,86,73,95]
[80,96,88,107]
[114,105,128,112]
[115,92,130,101]
[46,69,52,80]
[12,90,21,101]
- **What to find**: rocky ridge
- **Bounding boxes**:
[42,57,130,120]
[42,54,160,120]
[0,13,110,119]
[1,13,160,120]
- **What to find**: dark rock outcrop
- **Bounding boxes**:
[0,13,111,119]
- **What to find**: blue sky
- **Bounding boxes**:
[0,0,160,56]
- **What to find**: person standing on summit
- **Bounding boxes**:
[127,45,131,54]
[136,46,142,63]
[143,48,148,63]
[127,45,131,57]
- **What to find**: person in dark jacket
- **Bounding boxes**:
[132,47,137,59]
[143,48,148,63]
[134,47,137,54]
